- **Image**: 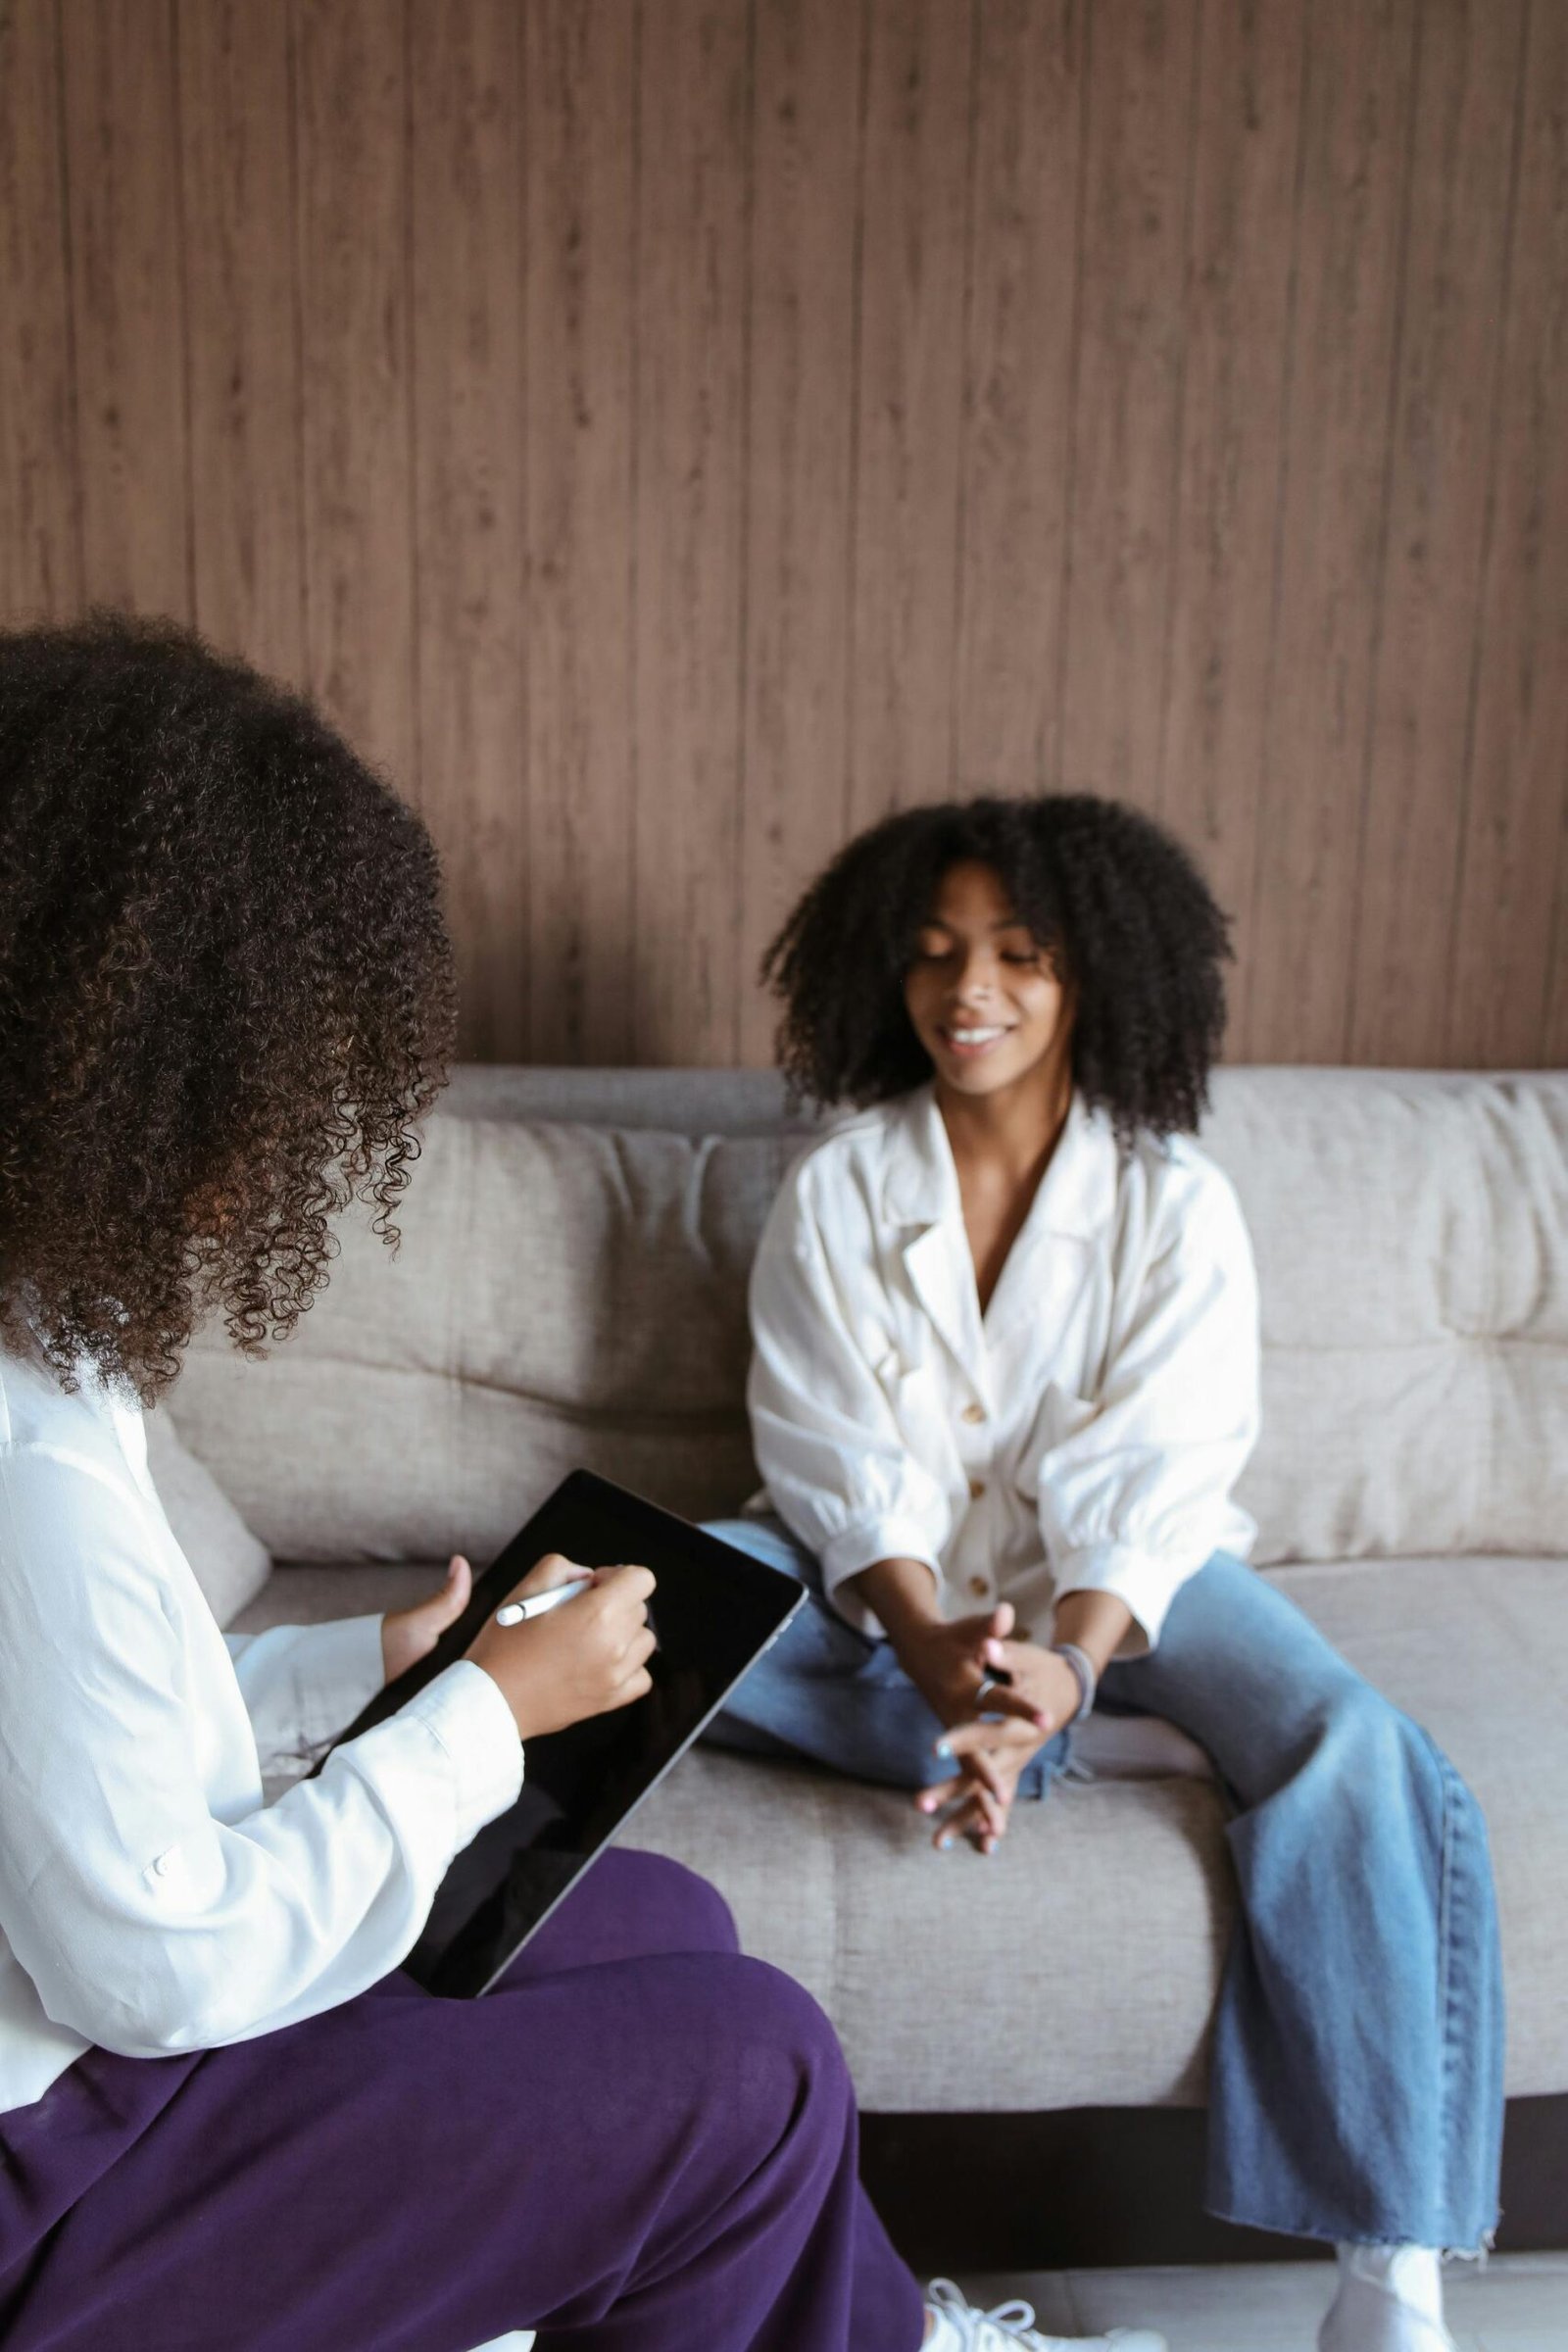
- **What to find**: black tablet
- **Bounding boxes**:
[328,1470,805,1996]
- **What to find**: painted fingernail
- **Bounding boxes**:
[934,1739,953,1759]
[938,1836,952,1850]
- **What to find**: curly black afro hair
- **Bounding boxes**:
[762,794,1230,1145]
[0,613,456,1399]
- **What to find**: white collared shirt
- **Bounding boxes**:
[748,1086,1260,1653]
[0,1345,523,2118]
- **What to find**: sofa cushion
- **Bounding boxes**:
[176,1118,795,1564]
[1200,1070,1568,1563]
[631,1552,1568,2112]
[172,1071,1568,1574]
[237,1550,1568,2110]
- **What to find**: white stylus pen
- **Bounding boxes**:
[494,1575,595,1628]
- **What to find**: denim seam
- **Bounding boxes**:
[1434,1738,1460,2247]
[1422,1723,1497,2255]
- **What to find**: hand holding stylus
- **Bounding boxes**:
[466,1552,658,1741]
[494,1576,596,1626]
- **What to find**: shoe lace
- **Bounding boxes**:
[927,2278,1046,2347]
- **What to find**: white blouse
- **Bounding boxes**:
[0,1345,523,2119]
[748,1086,1260,1655]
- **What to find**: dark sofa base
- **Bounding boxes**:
[861,2096,1568,2273]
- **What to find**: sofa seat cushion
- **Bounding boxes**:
[236,1552,1568,2113]
[233,1563,439,1632]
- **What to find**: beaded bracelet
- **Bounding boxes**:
[1051,1640,1099,1725]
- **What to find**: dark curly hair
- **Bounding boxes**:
[0,614,456,1399]
[762,794,1230,1144]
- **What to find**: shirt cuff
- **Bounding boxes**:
[228,1614,391,1755]
[818,1519,945,1637]
[289,1613,390,1746]
[389,1660,525,1850]
[1051,1543,1194,1657]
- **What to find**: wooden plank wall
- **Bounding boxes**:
[3,0,1565,1068]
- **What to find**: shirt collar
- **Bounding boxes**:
[881,1082,1113,1244]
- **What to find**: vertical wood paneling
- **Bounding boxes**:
[1348,0,1527,1065]
[0,0,80,618]
[737,0,863,1061]
[1059,0,1199,811]
[1451,0,1568,1064]
[176,0,306,682]
[1245,0,1419,1064]
[12,1,1568,1072]
[410,0,528,1059]
[846,0,975,827]
[1157,0,1306,1047]
[954,0,1083,792]
[60,0,190,618]
[630,0,750,1063]
[1539,2,1568,1067]
[524,0,638,1066]
[293,0,416,789]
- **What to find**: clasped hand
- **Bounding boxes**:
[896,1603,1081,1856]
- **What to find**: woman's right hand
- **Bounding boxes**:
[849,1562,1042,1737]
[466,1552,657,1741]
[894,1604,1051,1738]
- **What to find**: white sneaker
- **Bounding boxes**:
[924,2277,1168,2352]
[1320,2244,1455,2352]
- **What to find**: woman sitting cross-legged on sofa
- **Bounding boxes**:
[0,620,1164,2352]
[707,795,1505,2352]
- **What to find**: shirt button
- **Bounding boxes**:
[968,1574,990,1598]
[961,1401,986,1425]
[151,1852,172,1879]
[967,1476,986,1499]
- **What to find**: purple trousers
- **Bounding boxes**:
[0,1850,924,2352]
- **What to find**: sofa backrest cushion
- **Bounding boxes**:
[171,1068,1568,1568]
[176,1119,796,1563]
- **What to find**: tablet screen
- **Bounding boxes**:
[327,1472,804,1995]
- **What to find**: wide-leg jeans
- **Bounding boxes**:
[706,1521,1506,2252]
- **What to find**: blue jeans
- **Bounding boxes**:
[705,1520,1505,2251]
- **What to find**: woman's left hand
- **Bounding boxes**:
[914,1636,1081,1855]
[917,1735,1036,1855]
[381,1554,473,1684]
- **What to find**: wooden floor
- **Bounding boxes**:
[958,2253,1568,2350]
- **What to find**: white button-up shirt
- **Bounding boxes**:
[748,1086,1260,1654]
[0,1344,523,2118]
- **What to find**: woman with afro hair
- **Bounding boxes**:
[0,619,1141,2352]
[707,796,1503,2352]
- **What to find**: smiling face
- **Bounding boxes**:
[902,858,1074,1104]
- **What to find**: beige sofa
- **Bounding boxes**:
[166,1065,1568,2127]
